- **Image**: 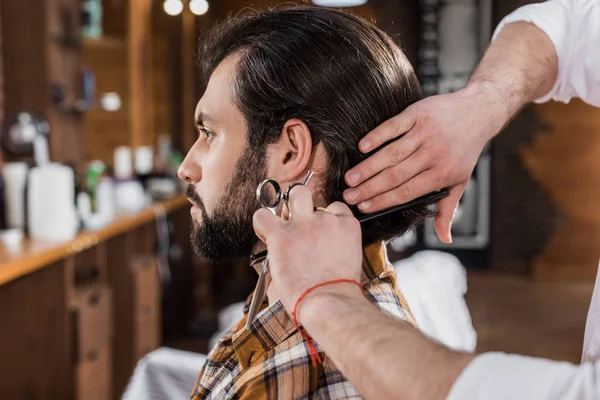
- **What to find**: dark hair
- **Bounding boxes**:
[199,6,430,244]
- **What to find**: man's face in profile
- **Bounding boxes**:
[177,56,265,261]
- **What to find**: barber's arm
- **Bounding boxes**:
[253,186,600,400]
[303,282,600,400]
[345,0,600,243]
[495,0,600,107]
[253,186,473,400]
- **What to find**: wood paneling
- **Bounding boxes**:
[75,345,112,400]
[151,1,177,152]
[102,0,127,38]
[1,0,49,117]
[2,0,161,169]
[487,0,559,275]
[152,36,174,147]
[0,3,4,128]
[161,206,196,343]
[107,223,162,398]
[369,0,419,65]
[46,0,86,170]
[83,38,129,163]
[83,0,176,164]
[467,272,594,363]
[521,100,600,280]
[0,194,189,399]
[132,254,161,357]
[1,0,86,171]
[0,261,72,399]
[489,105,558,275]
[128,0,153,149]
[105,233,135,398]
[181,8,197,153]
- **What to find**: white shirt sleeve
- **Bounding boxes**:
[446,353,600,400]
[492,0,600,107]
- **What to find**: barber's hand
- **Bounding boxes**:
[343,87,501,244]
[253,185,363,315]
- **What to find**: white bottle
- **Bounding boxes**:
[2,162,29,230]
[28,164,79,242]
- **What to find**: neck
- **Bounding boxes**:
[266,277,277,307]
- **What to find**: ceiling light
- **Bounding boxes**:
[311,0,367,7]
[189,0,209,15]
[163,0,184,16]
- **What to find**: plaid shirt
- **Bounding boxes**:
[191,241,415,399]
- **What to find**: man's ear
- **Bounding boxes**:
[270,118,313,182]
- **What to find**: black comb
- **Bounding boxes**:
[249,188,449,266]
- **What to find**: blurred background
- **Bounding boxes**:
[0,0,598,398]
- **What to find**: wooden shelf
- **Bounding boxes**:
[0,194,189,287]
[83,36,127,50]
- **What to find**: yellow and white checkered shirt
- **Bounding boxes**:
[191,241,415,399]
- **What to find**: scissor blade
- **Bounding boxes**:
[303,170,314,185]
[245,260,269,329]
[250,250,268,266]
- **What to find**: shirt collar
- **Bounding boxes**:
[231,241,388,369]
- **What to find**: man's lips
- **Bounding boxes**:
[187,198,201,216]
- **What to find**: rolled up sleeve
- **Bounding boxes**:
[492,0,600,107]
[446,352,600,400]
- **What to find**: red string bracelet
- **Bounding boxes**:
[291,278,363,368]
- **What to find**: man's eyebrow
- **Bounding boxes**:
[195,111,216,127]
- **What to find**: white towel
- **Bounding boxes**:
[121,347,207,400]
[394,250,477,353]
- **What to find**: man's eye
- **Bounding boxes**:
[198,127,214,139]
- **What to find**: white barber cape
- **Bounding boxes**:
[447,1,600,399]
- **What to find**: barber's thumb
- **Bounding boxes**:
[253,208,284,243]
[287,184,314,217]
[434,187,463,244]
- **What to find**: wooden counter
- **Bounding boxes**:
[0,193,194,400]
[0,195,188,287]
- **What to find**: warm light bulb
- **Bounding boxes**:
[189,0,209,16]
[164,0,184,16]
[311,0,367,6]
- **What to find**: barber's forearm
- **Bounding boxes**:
[466,21,558,140]
[299,285,474,400]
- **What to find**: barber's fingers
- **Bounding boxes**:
[356,106,418,155]
[357,169,440,213]
[434,183,466,244]
[286,184,314,217]
[324,201,354,217]
[345,133,419,191]
[253,208,284,243]
[345,151,427,205]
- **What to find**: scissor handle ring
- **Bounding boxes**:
[256,178,282,208]
[283,182,305,205]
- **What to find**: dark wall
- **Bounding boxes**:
[488,0,557,275]
[370,0,419,65]
[0,3,3,128]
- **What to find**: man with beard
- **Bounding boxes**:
[177,6,436,399]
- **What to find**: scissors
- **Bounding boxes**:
[246,170,315,328]
[249,188,449,267]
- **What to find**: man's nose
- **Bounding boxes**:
[177,156,202,184]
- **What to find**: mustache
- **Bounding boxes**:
[186,184,208,214]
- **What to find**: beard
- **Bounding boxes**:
[187,145,266,262]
